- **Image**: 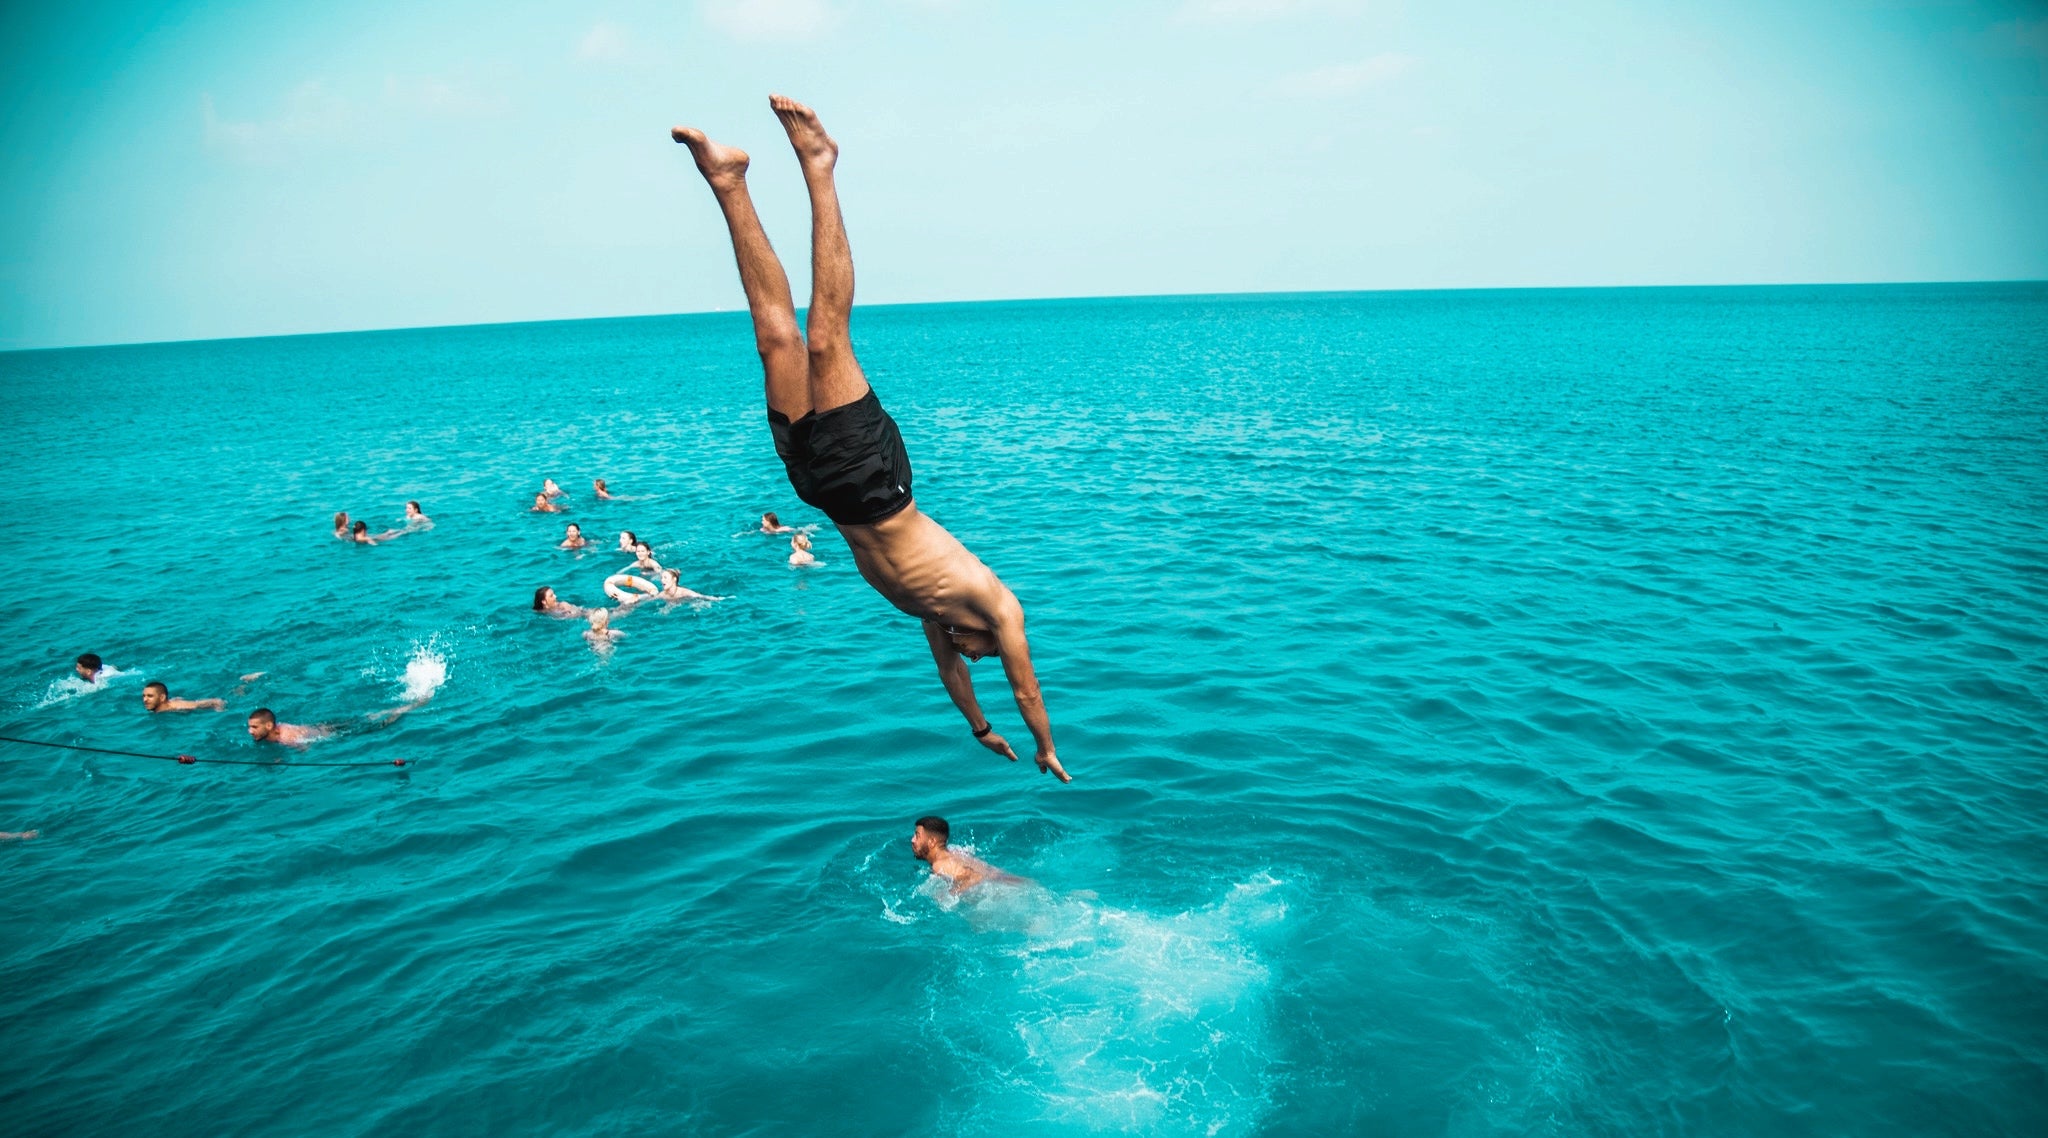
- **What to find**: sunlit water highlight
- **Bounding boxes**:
[1,285,2044,1136]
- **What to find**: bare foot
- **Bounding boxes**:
[769,94,838,173]
[670,126,750,190]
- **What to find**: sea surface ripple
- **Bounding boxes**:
[1,285,2044,1136]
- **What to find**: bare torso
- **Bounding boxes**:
[838,503,1007,630]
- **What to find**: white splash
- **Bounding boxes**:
[928,874,1288,1135]
[399,645,448,704]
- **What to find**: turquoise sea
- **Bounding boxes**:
[1,284,2044,1136]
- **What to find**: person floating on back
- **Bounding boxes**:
[142,681,225,713]
[672,96,1070,782]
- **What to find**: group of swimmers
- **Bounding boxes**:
[58,653,428,751]
[334,501,432,545]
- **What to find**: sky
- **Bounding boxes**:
[2,0,2045,349]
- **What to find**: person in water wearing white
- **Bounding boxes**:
[673,96,1069,781]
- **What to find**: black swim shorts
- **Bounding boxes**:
[768,389,915,526]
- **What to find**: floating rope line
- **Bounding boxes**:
[0,734,408,769]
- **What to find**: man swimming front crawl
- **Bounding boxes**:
[143,681,225,713]
[911,816,1029,894]
[673,96,1070,782]
[74,654,104,683]
[246,708,332,749]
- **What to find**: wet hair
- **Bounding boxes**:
[77,653,102,672]
[407,500,421,512]
[333,512,348,529]
[916,816,949,843]
[566,523,582,534]
[763,512,780,526]
[248,708,276,725]
[144,681,168,697]
[634,541,652,555]
[533,586,553,611]
[619,530,637,546]
[352,520,368,534]
[593,479,607,490]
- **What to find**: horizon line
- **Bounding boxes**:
[7,277,2044,356]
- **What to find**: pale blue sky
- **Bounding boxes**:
[3,0,2045,349]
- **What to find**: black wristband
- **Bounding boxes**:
[972,722,993,738]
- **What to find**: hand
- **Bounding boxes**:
[1035,747,1072,783]
[976,729,1019,762]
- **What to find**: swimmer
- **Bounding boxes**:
[559,523,589,550]
[74,654,104,684]
[245,708,333,750]
[333,511,350,539]
[628,541,663,574]
[533,586,588,618]
[603,573,660,604]
[532,492,563,514]
[788,532,819,568]
[404,500,432,529]
[142,681,225,713]
[0,831,39,841]
[911,816,1030,894]
[350,520,379,544]
[543,478,566,499]
[674,97,1069,781]
[583,608,625,653]
[759,511,793,534]
[593,478,616,500]
[654,567,724,603]
[616,529,639,554]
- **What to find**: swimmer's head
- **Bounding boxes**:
[947,626,1000,661]
[533,586,556,611]
[352,520,368,535]
[406,500,423,517]
[792,533,812,551]
[333,511,348,531]
[533,493,549,507]
[543,479,561,493]
[565,523,582,539]
[660,568,679,585]
[619,530,637,549]
[912,816,950,860]
[246,708,277,741]
[634,541,652,557]
[75,653,103,681]
[142,681,168,710]
[762,512,780,527]
[588,608,609,629]
[593,479,607,492]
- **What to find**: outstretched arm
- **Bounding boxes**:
[922,620,1019,765]
[987,594,1070,783]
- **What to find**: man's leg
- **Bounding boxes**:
[770,96,869,414]
[671,126,810,419]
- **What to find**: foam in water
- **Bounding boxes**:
[915,871,1288,1136]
